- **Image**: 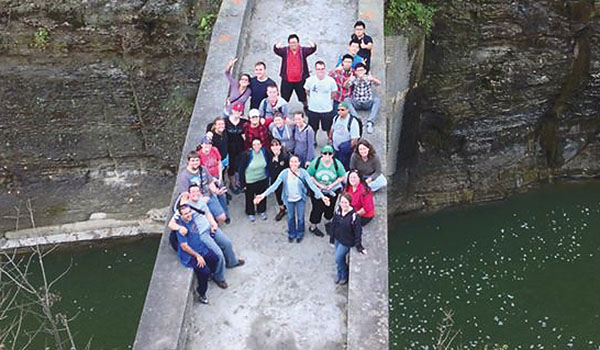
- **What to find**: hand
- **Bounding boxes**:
[206,131,214,139]
[202,196,210,203]
[365,178,372,184]
[324,184,333,191]
[276,41,283,48]
[253,194,264,204]
[360,41,368,49]
[359,248,367,255]
[211,223,218,233]
[348,74,356,82]
[195,255,206,268]
[322,196,331,207]
[260,117,266,125]
[308,40,315,47]
[178,225,188,235]
[305,162,310,168]
[228,57,238,66]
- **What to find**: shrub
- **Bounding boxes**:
[32,27,50,49]
[385,0,437,35]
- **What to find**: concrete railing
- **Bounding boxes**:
[133,1,253,349]
[347,0,389,349]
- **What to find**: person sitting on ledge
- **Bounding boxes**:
[170,184,245,291]
[168,205,219,304]
[350,138,387,192]
[329,193,367,285]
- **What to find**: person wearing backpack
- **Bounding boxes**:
[329,101,361,169]
[329,193,367,285]
[306,144,346,237]
[254,155,330,243]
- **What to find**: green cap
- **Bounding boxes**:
[321,144,334,153]
[338,101,349,110]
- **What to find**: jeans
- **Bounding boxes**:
[199,228,238,282]
[207,194,225,218]
[347,96,381,124]
[217,193,230,219]
[368,174,388,192]
[286,199,306,239]
[192,248,218,296]
[334,240,351,281]
[334,140,354,170]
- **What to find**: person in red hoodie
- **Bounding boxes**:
[343,169,375,226]
[243,108,271,150]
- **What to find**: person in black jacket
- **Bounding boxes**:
[329,193,367,285]
[267,138,290,221]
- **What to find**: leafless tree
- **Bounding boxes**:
[0,199,90,350]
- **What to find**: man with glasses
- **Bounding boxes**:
[168,205,219,304]
[329,102,361,169]
[304,60,338,145]
[345,62,381,134]
[329,54,355,113]
[307,144,346,237]
[273,34,317,108]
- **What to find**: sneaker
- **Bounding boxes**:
[366,122,374,134]
[259,212,267,221]
[309,226,324,237]
[198,294,209,304]
[225,218,231,224]
[275,208,287,221]
[296,236,303,243]
[288,237,294,243]
[214,280,228,289]
[248,215,256,223]
[230,186,241,195]
[338,279,348,285]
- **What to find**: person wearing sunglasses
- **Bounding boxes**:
[306,144,346,237]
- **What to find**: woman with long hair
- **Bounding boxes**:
[343,169,375,226]
[224,57,251,116]
[267,138,290,221]
[328,193,367,285]
[254,154,330,243]
[349,139,387,192]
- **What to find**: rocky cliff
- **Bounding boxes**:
[0,0,217,231]
[391,0,600,214]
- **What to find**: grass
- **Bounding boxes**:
[32,27,50,49]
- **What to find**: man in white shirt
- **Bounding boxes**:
[304,60,338,145]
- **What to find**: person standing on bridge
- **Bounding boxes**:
[225,103,248,194]
[273,34,316,109]
[224,57,251,116]
[239,137,271,223]
[254,154,330,243]
[351,20,373,72]
[329,193,366,285]
[292,111,315,168]
[304,60,337,145]
[249,61,275,110]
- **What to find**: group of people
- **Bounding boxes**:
[170,21,387,304]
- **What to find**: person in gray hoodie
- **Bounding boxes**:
[258,84,289,119]
[291,111,315,168]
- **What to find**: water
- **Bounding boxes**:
[389,182,600,349]
[1,237,160,350]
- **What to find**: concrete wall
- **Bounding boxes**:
[346,1,389,349]
[133,1,252,349]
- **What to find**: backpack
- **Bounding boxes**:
[334,113,363,137]
[314,156,340,172]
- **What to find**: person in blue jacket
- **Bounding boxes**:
[254,154,330,243]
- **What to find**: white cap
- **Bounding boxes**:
[248,108,260,117]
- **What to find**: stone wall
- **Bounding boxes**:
[0,0,217,230]
[390,0,600,214]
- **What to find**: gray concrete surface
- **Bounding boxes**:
[186,1,361,349]
[133,1,253,349]
[346,1,389,349]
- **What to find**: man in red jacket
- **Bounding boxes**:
[273,34,317,110]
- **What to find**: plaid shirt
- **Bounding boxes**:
[329,69,354,102]
[351,76,373,103]
[243,123,271,150]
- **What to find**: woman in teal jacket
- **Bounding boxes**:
[255,154,330,243]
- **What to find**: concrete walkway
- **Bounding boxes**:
[185,1,359,349]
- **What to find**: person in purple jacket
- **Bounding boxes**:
[273,34,316,109]
[224,57,251,116]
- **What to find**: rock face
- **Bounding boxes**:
[0,0,216,231]
[391,0,600,213]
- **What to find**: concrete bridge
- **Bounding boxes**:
[134,0,398,348]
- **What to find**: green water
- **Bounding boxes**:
[2,237,159,350]
[389,182,600,349]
